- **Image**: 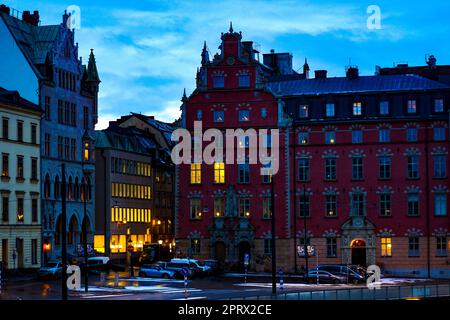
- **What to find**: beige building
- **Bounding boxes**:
[0,88,42,270]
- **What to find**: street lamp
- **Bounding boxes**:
[82,130,94,292]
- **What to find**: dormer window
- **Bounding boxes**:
[213,75,224,88]
[213,111,224,123]
[434,99,444,113]
[353,102,362,116]
[239,110,250,122]
[407,100,417,114]
[238,74,250,87]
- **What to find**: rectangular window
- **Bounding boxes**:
[326,103,335,117]
[434,193,447,216]
[31,239,38,264]
[44,96,51,121]
[214,197,224,218]
[378,157,391,179]
[214,162,225,184]
[325,158,336,180]
[264,239,272,255]
[238,74,250,87]
[325,194,337,217]
[407,100,417,113]
[433,127,445,141]
[17,197,24,222]
[325,131,336,144]
[44,133,51,157]
[406,128,418,142]
[262,196,272,219]
[379,194,391,216]
[212,75,224,88]
[261,163,272,184]
[381,237,392,257]
[434,155,447,178]
[408,237,420,257]
[190,239,201,255]
[351,193,365,216]
[190,163,201,184]
[239,197,250,218]
[407,194,419,216]
[299,105,309,118]
[238,161,250,184]
[238,110,250,122]
[352,130,362,144]
[2,117,8,139]
[352,157,364,180]
[190,198,202,219]
[298,159,310,181]
[64,137,70,160]
[17,120,23,142]
[1,153,9,177]
[31,157,38,180]
[379,129,390,142]
[436,237,447,256]
[58,100,63,123]
[1,196,8,222]
[71,139,77,160]
[434,99,444,113]
[32,198,38,222]
[299,195,310,217]
[299,132,309,145]
[379,101,389,115]
[213,111,224,123]
[353,102,362,116]
[326,237,337,257]
[65,101,70,124]
[17,155,24,179]
[58,136,63,159]
[31,124,37,144]
[407,156,419,179]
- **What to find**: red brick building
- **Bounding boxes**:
[176,26,450,278]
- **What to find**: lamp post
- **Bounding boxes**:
[302,185,309,276]
[81,130,93,292]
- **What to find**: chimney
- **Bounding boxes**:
[315,70,327,79]
[346,66,359,79]
[0,4,10,14]
[22,10,39,26]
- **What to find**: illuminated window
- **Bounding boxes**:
[94,235,105,253]
[190,163,201,184]
[110,235,126,253]
[214,197,224,217]
[214,162,225,184]
[381,237,392,257]
[190,198,202,219]
[190,238,201,254]
[239,197,250,218]
[299,132,309,145]
[83,142,90,161]
[325,131,336,144]
[353,102,362,116]
[407,100,417,113]
[17,198,24,223]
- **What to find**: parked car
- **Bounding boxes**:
[171,259,212,277]
[164,262,194,279]
[139,264,177,279]
[79,256,123,274]
[37,262,63,279]
[316,265,365,283]
[303,270,347,284]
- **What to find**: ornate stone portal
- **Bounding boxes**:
[341,216,376,266]
[208,185,255,267]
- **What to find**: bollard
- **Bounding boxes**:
[184,275,188,299]
[114,272,119,287]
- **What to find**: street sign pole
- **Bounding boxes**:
[279,268,283,290]
[244,253,249,284]
[184,275,188,299]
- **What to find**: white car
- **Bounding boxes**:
[170,258,212,275]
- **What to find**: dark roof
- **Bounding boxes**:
[94,126,157,154]
[0,86,40,112]
[267,74,449,96]
[0,12,60,76]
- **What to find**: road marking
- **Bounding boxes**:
[173,296,207,300]
[80,293,134,299]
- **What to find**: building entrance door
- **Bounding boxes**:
[214,241,226,264]
[351,239,366,266]
[2,239,8,269]
[16,238,24,269]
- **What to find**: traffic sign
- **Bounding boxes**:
[244,253,249,266]
[181,267,190,277]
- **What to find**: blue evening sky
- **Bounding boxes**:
[4,0,450,128]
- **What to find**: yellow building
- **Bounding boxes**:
[0,88,42,270]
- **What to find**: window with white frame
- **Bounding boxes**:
[299,105,309,118]
[407,99,417,113]
[406,127,418,142]
[434,193,447,216]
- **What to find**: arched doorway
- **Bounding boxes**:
[68,215,78,246]
[351,239,366,266]
[80,216,90,246]
[238,241,251,271]
[214,241,226,264]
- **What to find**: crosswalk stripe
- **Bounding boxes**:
[81,293,134,299]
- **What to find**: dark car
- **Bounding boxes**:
[202,259,222,275]
[164,262,195,279]
[139,264,176,279]
[303,270,347,284]
[316,265,365,283]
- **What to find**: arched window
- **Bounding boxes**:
[54,175,60,199]
[74,177,80,201]
[68,215,78,245]
[44,174,51,199]
[68,176,73,201]
[80,216,90,245]
[87,177,92,201]
[80,177,86,202]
